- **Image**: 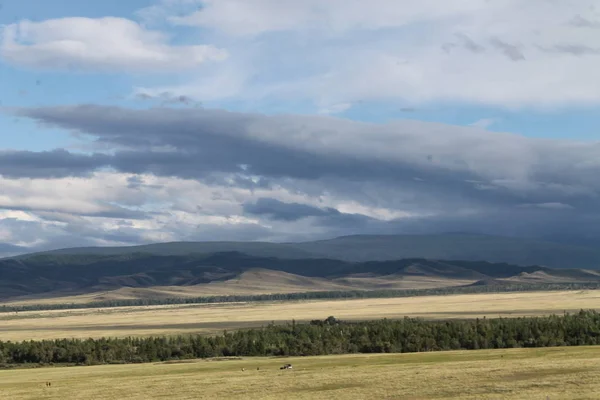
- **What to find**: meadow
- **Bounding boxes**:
[0,347,598,399]
[2,290,600,341]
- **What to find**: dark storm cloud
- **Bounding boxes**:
[0,149,109,179]
[243,198,383,238]
[125,175,163,190]
[244,197,342,221]
[126,175,145,189]
[389,208,600,243]
[0,243,26,258]
[243,197,599,243]
[11,105,600,207]
[0,202,148,220]
[0,243,22,252]
[6,104,600,243]
[10,106,489,193]
[181,222,276,242]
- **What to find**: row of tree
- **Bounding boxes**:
[2,310,600,367]
[2,282,599,313]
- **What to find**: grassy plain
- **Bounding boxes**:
[2,290,600,341]
[0,347,599,399]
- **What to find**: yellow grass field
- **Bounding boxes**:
[2,290,600,341]
[1,347,599,399]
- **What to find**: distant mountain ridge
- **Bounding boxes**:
[2,250,600,301]
[11,233,600,270]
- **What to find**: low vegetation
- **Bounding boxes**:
[3,290,599,341]
[3,282,600,312]
[1,347,598,399]
[1,311,599,366]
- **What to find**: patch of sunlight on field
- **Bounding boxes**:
[1,290,600,341]
[0,347,599,399]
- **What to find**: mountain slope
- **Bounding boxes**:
[14,241,313,259]
[6,269,477,306]
[292,234,600,268]
[12,233,600,269]
[1,251,599,301]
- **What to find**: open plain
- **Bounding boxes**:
[1,347,599,399]
[2,290,600,341]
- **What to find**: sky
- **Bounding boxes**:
[1,0,600,255]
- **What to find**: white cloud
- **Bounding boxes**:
[169,0,490,36]
[1,169,414,250]
[518,202,575,210]
[138,0,600,109]
[137,0,204,26]
[318,102,352,115]
[0,17,227,72]
[469,118,497,129]
[134,61,250,101]
[5,103,600,249]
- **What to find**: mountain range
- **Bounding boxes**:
[14,233,600,269]
[3,233,600,302]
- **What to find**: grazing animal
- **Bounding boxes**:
[242,368,246,371]
[280,363,293,370]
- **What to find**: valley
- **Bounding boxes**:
[3,240,600,303]
[2,236,600,400]
[2,290,599,341]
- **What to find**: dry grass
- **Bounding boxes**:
[1,347,599,399]
[4,268,470,306]
[2,290,600,341]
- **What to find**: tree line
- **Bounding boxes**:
[2,310,600,367]
[2,282,599,313]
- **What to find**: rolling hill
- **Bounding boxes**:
[2,250,600,302]
[294,234,600,268]
[12,233,600,270]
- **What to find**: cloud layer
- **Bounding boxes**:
[3,2,600,109]
[1,1,600,254]
[0,104,598,253]
[0,17,227,72]
[131,0,600,110]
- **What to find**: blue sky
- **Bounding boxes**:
[2,0,599,151]
[0,0,162,150]
[1,0,600,253]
